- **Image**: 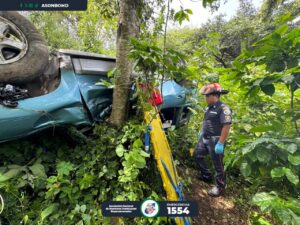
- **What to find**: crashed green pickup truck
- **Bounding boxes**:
[0,12,193,143]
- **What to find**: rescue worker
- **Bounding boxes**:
[194,83,232,197]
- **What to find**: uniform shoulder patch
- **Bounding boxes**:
[224,115,232,122]
[221,105,231,115]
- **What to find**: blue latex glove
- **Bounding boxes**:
[215,142,224,154]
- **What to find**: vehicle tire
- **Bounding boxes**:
[0,11,49,84]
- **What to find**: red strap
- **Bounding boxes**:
[213,83,220,91]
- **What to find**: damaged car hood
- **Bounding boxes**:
[0,50,193,143]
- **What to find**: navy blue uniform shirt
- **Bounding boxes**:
[202,101,232,137]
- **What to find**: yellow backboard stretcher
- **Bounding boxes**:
[144,109,191,225]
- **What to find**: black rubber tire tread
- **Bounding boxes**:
[0,11,49,84]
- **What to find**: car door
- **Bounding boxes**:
[72,56,115,121]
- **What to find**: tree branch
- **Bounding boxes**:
[212,52,228,68]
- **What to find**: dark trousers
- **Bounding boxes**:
[194,136,226,190]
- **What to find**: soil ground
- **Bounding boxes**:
[178,168,277,225]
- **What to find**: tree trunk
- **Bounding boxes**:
[110,0,139,127]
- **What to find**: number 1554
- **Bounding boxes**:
[167,207,190,215]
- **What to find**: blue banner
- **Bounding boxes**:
[0,0,87,11]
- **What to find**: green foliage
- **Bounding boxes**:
[174,8,193,25]
[232,135,300,189]
[188,32,222,82]
[29,12,82,50]
[0,122,167,225]
[248,212,271,225]
[252,192,300,225]
[29,0,117,55]
[160,4,300,224]
[259,0,287,19]
[1,2,299,224]
[220,13,300,224]
[233,24,300,96]
[132,3,300,224]
[201,0,220,8]
[129,38,188,83]
[157,27,198,54]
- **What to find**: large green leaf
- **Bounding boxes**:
[287,143,297,153]
[133,138,143,149]
[131,151,146,169]
[79,174,95,190]
[275,24,289,36]
[0,166,24,181]
[56,161,75,176]
[252,192,276,206]
[274,208,293,225]
[288,154,300,166]
[0,173,9,182]
[40,203,59,222]
[250,125,273,133]
[256,148,272,163]
[271,167,299,185]
[260,84,275,96]
[174,9,192,25]
[286,198,300,215]
[275,13,292,24]
[116,144,125,157]
[29,164,46,179]
[271,167,287,178]
[241,137,278,155]
[285,27,300,43]
[289,210,300,225]
[253,192,300,225]
[285,169,299,185]
[240,162,252,177]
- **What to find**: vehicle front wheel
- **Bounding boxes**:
[0,11,49,84]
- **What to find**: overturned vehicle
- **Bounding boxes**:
[0,11,193,143]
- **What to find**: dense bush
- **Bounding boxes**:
[0,121,169,225]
